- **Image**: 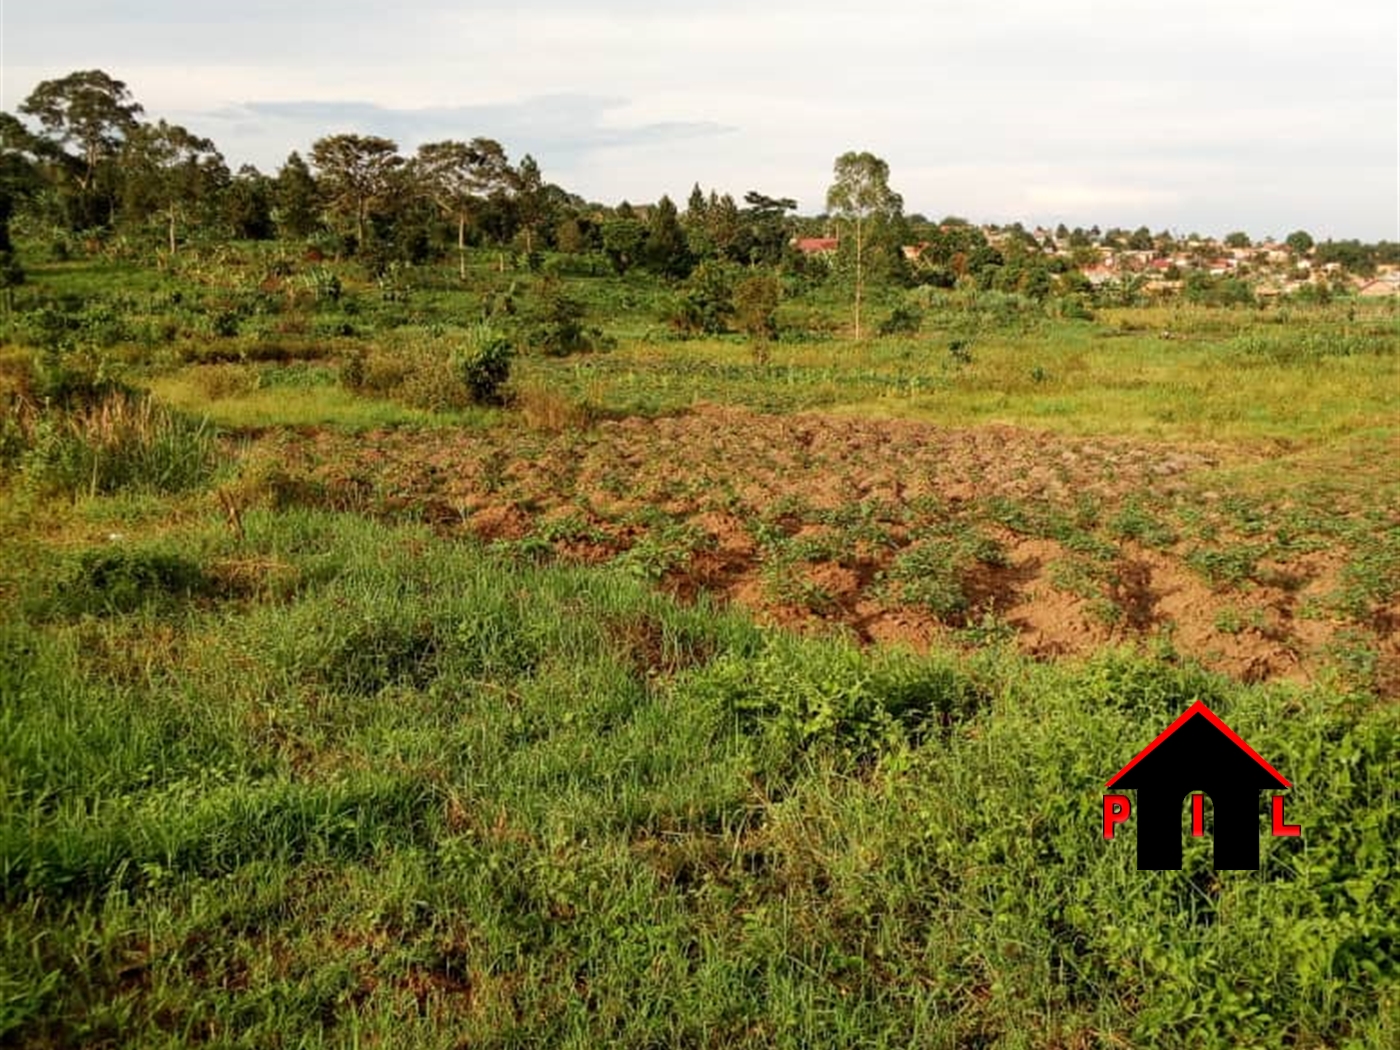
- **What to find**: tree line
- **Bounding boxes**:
[2,69,1396,330]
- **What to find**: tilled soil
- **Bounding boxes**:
[234,405,1399,694]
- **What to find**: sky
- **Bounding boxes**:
[4,0,1397,240]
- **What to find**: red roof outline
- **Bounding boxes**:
[1105,700,1290,789]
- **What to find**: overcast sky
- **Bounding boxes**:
[4,1,1397,239]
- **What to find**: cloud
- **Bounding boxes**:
[5,0,1395,236]
[187,95,733,180]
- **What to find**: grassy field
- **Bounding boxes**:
[1,248,1397,1047]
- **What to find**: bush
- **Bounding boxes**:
[734,274,781,343]
[877,303,923,336]
[669,260,736,335]
[525,280,591,356]
[49,546,213,617]
[454,324,513,404]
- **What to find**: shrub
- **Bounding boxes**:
[669,260,736,335]
[454,324,513,404]
[525,280,591,356]
[734,274,781,344]
[877,303,923,336]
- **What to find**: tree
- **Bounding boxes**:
[1224,231,1251,249]
[1128,226,1154,251]
[309,134,402,251]
[685,183,708,225]
[223,165,275,240]
[601,215,646,274]
[742,190,797,266]
[0,113,38,308]
[274,152,320,240]
[414,138,509,278]
[1285,230,1314,255]
[121,119,227,254]
[645,194,693,278]
[511,154,550,255]
[826,151,902,340]
[706,192,743,262]
[20,69,144,229]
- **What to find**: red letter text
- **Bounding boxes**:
[1103,794,1132,839]
[1272,795,1300,837]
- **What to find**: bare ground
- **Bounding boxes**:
[228,405,1400,694]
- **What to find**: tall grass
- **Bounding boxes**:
[13,391,221,497]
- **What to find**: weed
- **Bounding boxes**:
[1186,543,1263,589]
[1110,497,1177,547]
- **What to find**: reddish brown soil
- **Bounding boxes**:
[234,406,1399,694]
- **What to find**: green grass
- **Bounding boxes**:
[504,305,1397,444]
[1,245,1398,1047]
[0,510,1395,1048]
[145,372,501,431]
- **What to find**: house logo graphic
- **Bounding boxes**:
[1103,700,1300,870]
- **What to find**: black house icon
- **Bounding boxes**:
[1106,701,1290,870]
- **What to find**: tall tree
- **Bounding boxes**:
[309,134,402,251]
[706,192,742,262]
[120,119,227,254]
[274,152,320,240]
[742,190,797,266]
[223,164,275,240]
[645,194,693,278]
[414,137,509,277]
[20,70,143,229]
[826,151,902,340]
[511,154,549,255]
[0,113,40,301]
[1285,230,1314,255]
[685,183,708,225]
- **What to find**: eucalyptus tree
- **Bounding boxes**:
[413,137,509,277]
[309,134,403,251]
[826,151,902,339]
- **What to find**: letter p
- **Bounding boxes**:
[1103,794,1132,839]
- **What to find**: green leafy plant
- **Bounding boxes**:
[453,324,513,404]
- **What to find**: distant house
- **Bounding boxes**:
[1356,275,1400,297]
[901,242,931,261]
[793,237,839,256]
[1081,265,1116,286]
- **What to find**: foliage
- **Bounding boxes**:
[454,323,513,403]
[827,151,903,338]
[671,259,736,335]
[523,278,592,356]
[733,273,781,343]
